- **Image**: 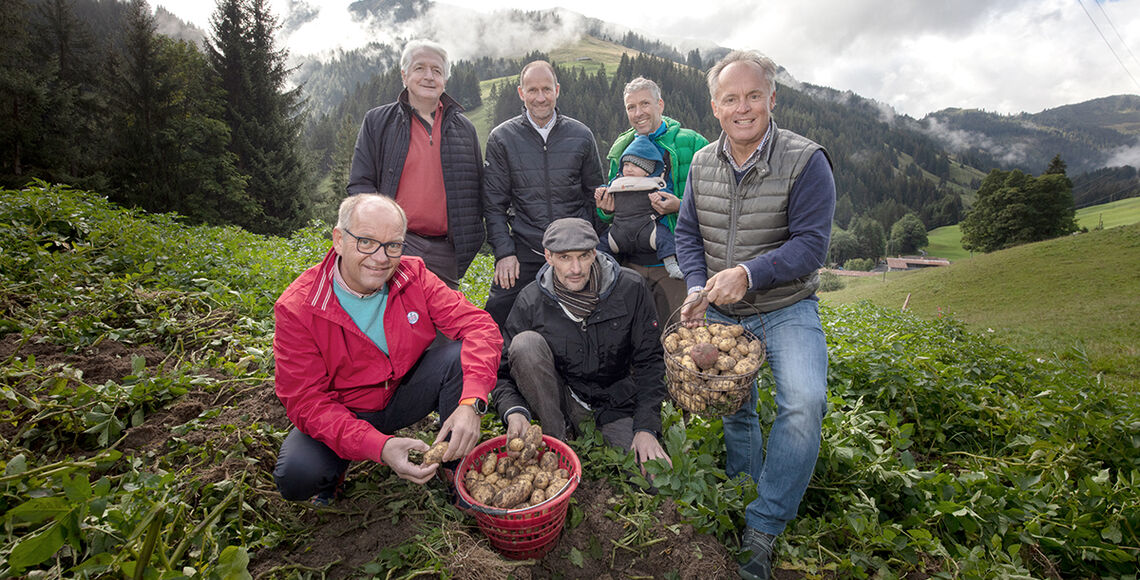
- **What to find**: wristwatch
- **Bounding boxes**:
[460,397,488,415]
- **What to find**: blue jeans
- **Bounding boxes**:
[709,299,828,536]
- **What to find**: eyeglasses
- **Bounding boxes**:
[343,228,405,258]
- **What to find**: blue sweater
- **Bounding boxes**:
[674,149,835,292]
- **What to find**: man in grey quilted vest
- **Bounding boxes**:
[674,50,836,580]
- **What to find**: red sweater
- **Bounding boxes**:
[273,249,501,462]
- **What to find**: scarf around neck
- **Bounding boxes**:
[552,260,602,319]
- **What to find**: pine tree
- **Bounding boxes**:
[0,0,46,183]
[108,0,249,224]
[208,0,312,234]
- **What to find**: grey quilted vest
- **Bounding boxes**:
[689,125,828,315]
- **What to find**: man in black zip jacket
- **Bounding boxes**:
[482,60,605,327]
[347,39,483,290]
[491,218,671,472]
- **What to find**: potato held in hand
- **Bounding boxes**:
[421,441,449,465]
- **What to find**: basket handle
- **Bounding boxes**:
[666,294,766,342]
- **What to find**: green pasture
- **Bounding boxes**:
[824,221,1140,391]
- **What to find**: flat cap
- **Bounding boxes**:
[542,217,599,252]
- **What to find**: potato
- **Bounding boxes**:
[732,344,750,360]
[421,441,449,465]
[539,451,559,472]
[689,342,719,370]
[692,327,712,343]
[524,423,543,448]
[470,483,495,505]
[706,323,727,337]
[493,478,534,508]
[734,358,760,375]
[529,488,546,505]
[554,468,569,480]
[726,325,744,338]
[680,354,699,373]
[508,437,525,452]
[664,333,681,353]
[748,340,764,356]
[504,464,521,479]
[524,464,540,475]
[676,326,693,340]
[521,443,540,464]
[546,477,568,498]
[715,354,738,372]
[532,471,551,490]
[516,472,535,484]
[494,477,511,491]
[480,452,498,476]
[496,455,512,475]
[717,337,737,352]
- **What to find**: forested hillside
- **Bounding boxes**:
[3,0,1137,241]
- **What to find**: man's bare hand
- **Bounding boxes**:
[594,186,614,212]
[648,191,679,215]
[493,255,520,289]
[705,265,749,305]
[505,412,530,441]
[381,437,438,484]
[437,404,481,462]
[680,291,709,327]
[631,431,672,477]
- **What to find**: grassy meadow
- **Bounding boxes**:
[825,220,1140,391]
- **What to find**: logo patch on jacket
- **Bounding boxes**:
[408,311,420,325]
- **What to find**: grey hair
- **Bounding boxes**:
[337,194,407,234]
[706,50,777,99]
[400,39,450,80]
[623,76,661,101]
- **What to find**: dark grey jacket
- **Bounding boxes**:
[347,89,484,277]
[491,252,666,435]
[483,110,605,261]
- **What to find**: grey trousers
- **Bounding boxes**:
[508,330,634,450]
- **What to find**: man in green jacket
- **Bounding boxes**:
[594,77,709,323]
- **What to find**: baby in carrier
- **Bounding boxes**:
[598,135,683,279]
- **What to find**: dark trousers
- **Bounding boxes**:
[484,250,546,329]
[508,330,634,450]
[403,231,459,290]
[273,341,464,501]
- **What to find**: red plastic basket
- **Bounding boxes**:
[455,434,582,560]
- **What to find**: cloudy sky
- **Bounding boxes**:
[155,0,1140,118]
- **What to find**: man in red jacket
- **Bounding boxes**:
[272,194,502,505]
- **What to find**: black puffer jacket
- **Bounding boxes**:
[483,110,605,260]
[347,89,484,277]
[491,252,666,435]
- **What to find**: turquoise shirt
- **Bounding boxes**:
[333,282,390,355]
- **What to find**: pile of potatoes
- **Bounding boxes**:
[461,424,572,510]
[662,322,764,414]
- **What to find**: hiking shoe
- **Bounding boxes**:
[738,527,775,580]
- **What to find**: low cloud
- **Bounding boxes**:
[1106,139,1140,169]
